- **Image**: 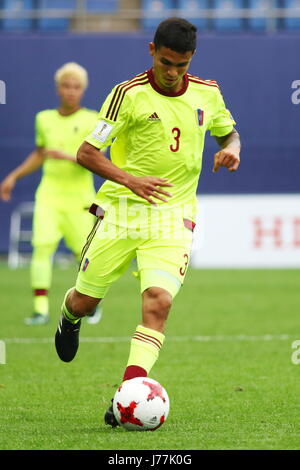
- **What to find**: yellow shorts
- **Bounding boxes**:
[75,202,195,299]
[32,198,94,256]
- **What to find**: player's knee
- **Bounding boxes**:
[67,289,100,317]
[143,287,172,317]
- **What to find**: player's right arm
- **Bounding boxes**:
[0,148,45,201]
[77,142,173,205]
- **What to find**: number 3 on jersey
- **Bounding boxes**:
[170,127,181,152]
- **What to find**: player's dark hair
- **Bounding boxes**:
[154,17,197,53]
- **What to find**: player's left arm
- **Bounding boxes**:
[213,128,241,173]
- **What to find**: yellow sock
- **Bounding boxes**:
[61,288,81,324]
[123,325,165,381]
[33,289,49,315]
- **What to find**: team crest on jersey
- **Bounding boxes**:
[195,109,204,126]
[82,258,90,272]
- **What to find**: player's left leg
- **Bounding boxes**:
[122,287,172,381]
[105,221,194,425]
[104,285,172,428]
[122,228,193,382]
[105,218,194,426]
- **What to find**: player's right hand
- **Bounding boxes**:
[0,175,16,201]
[126,176,173,205]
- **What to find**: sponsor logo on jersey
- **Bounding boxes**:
[92,120,113,143]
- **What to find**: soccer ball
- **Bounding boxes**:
[112,377,170,431]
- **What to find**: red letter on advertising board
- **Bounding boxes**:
[253,218,283,248]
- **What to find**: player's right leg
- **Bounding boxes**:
[63,206,103,325]
[55,288,101,362]
[54,213,137,362]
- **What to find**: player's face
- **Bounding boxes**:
[57,76,85,108]
[149,43,194,93]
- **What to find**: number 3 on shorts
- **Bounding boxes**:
[179,253,189,277]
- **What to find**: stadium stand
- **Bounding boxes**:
[141,0,174,29]
[284,0,300,29]
[177,0,210,30]
[1,0,35,31]
[0,0,117,32]
[0,0,300,34]
[37,0,76,31]
[212,0,244,30]
[247,0,268,31]
[86,0,119,11]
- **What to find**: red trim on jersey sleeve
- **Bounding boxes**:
[106,73,149,122]
[188,74,219,88]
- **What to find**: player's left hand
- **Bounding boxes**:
[213,148,240,173]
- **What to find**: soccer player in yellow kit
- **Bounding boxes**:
[54,19,241,426]
[0,62,102,325]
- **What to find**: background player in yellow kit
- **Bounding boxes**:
[54,19,241,425]
[0,62,102,325]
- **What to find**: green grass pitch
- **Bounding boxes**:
[0,263,299,450]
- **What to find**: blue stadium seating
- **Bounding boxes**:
[283,0,300,29]
[86,0,118,11]
[37,1,119,31]
[212,0,244,30]
[37,0,76,31]
[1,0,299,35]
[247,0,300,32]
[248,0,267,30]
[1,0,34,31]
[141,0,175,30]
[246,0,300,32]
[177,0,210,30]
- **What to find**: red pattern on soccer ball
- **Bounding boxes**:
[117,401,143,426]
[143,380,166,402]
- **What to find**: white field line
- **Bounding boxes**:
[2,334,296,345]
